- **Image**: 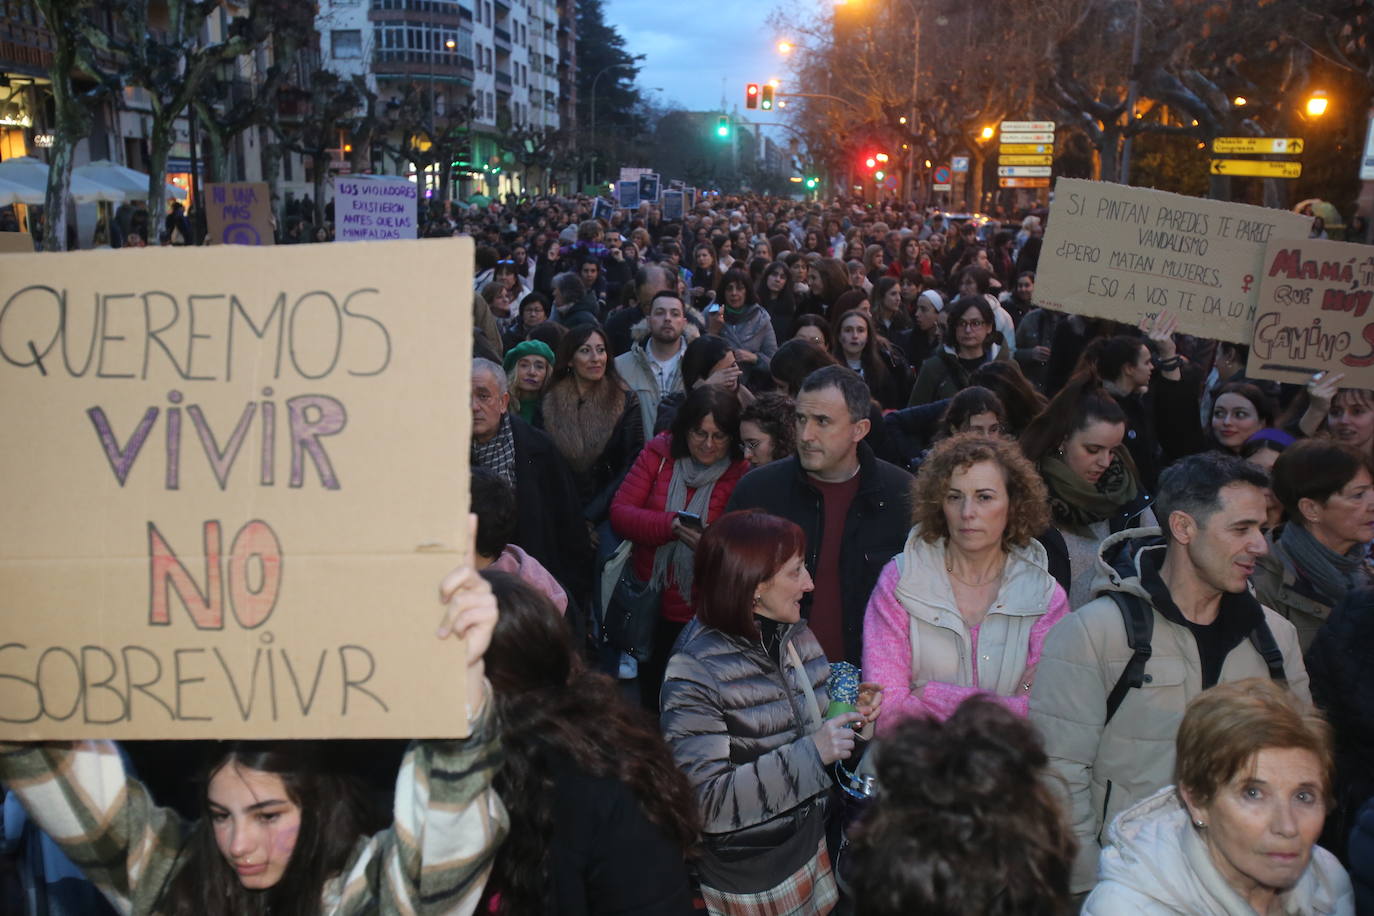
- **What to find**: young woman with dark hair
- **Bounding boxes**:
[660,510,882,914]
[832,309,908,409]
[1208,380,1278,454]
[480,570,699,914]
[969,358,1048,439]
[538,325,645,525]
[710,267,778,371]
[610,385,750,708]
[847,697,1076,916]
[1020,373,1157,608]
[739,392,798,468]
[936,386,1008,440]
[757,260,798,343]
[0,565,504,916]
[907,295,1010,407]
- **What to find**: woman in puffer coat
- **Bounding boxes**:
[610,386,750,710]
[660,511,882,915]
[708,268,778,372]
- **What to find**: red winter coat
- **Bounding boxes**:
[610,433,749,623]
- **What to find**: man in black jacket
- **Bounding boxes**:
[727,366,912,664]
[469,358,592,602]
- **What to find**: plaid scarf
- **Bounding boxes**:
[472,412,517,490]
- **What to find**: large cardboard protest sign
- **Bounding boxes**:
[1037,178,1311,342]
[335,176,418,241]
[205,182,274,246]
[1247,237,1374,389]
[0,239,474,740]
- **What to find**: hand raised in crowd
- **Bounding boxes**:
[812,712,865,764]
[437,516,499,717]
[734,348,758,365]
[702,360,743,390]
[1307,370,1345,413]
[1139,308,1179,360]
[706,308,726,336]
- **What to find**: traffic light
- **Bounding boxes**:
[745,83,759,109]
[865,156,877,169]
[804,177,818,189]
[716,115,730,138]
[760,84,774,110]
[875,170,885,181]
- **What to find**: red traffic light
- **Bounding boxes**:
[864,156,877,169]
[746,83,759,109]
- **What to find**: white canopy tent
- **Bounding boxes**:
[0,174,44,206]
[74,159,188,201]
[0,156,125,203]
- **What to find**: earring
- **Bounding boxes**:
[752,595,761,606]
[1193,819,1206,829]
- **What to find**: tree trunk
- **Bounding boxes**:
[147,115,175,233]
[968,149,985,212]
[200,117,231,184]
[1098,127,1121,184]
[261,122,283,235]
[38,0,92,252]
[311,152,328,227]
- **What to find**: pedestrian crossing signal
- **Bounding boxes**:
[717,116,730,138]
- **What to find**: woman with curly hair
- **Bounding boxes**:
[739,392,798,468]
[846,697,1076,916]
[481,570,698,915]
[862,433,1069,728]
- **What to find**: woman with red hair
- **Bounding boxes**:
[660,511,882,914]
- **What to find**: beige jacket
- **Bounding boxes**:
[1029,527,1311,893]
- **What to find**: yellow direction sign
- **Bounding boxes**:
[999,154,1053,166]
[1000,143,1053,155]
[1212,137,1304,155]
[1209,159,1302,178]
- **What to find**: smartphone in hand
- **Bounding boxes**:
[675,511,704,530]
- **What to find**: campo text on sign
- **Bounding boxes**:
[1208,159,1303,179]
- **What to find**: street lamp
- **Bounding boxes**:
[1233,96,1248,107]
[1307,90,1329,117]
[980,125,995,141]
[776,39,793,54]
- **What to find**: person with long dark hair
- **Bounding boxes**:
[709,267,777,371]
[757,260,797,342]
[480,570,698,915]
[907,295,1010,407]
[537,324,645,524]
[832,308,908,409]
[1020,374,1157,608]
[660,510,881,914]
[846,698,1076,916]
[0,564,505,915]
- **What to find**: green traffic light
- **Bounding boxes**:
[875,170,885,180]
[805,177,817,188]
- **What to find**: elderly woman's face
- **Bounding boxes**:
[1182,747,1326,902]
[942,459,1009,555]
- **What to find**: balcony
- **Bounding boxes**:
[372,49,474,84]
[495,70,513,93]
[0,17,55,76]
[369,0,464,20]
[494,27,511,53]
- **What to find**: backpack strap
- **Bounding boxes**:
[1104,591,1154,725]
[1248,616,1289,685]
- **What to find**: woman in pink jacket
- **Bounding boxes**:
[611,385,750,709]
[862,433,1070,729]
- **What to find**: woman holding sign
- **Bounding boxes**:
[0,557,505,915]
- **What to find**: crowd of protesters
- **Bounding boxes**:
[5,189,1374,915]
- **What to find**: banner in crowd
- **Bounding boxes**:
[335,176,418,242]
[1037,178,1311,342]
[0,239,474,740]
[1247,237,1374,389]
[205,182,275,246]
[617,180,640,209]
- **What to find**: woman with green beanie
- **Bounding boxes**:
[504,339,555,423]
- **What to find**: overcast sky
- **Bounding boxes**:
[602,0,811,122]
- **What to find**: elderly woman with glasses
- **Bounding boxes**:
[610,385,752,708]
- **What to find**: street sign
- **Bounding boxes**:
[883,173,898,190]
[951,156,969,172]
[998,154,1053,166]
[1000,143,1053,155]
[999,131,1055,144]
[933,165,952,184]
[998,165,1052,177]
[1208,159,1302,178]
[1000,120,1056,132]
[999,178,1051,189]
[1212,137,1304,155]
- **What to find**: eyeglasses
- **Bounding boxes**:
[956,319,986,330]
[688,428,730,444]
[471,389,500,405]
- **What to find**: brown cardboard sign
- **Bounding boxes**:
[1247,237,1374,388]
[205,181,275,245]
[1037,178,1311,342]
[0,232,34,253]
[0,239,474,739]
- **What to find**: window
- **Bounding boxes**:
[331,29,363,58]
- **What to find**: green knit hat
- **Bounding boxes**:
[502,339,556,373]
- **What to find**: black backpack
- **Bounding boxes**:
[1102,591,1289,724]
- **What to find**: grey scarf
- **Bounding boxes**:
[1279,521,1370,607]
[650,454,731,601]
[471,413,517,490]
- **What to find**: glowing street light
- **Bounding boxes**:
[898,115,907,125]
[777,39,793,54]
[1233,96,1247,107]
[1307,90,1329,117]
[980,125,995,140]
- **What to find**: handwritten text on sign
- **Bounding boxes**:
[1247,237,1374,389]
[206,182,274,246]
[1036,178,1311,342]
[335,177,418,242]
[0,240,473,740]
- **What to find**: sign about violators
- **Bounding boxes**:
[206,182,275,246]
[335,176,418,242]
[0,239,475,740]
[1036,178,1312,342]
[1247,238,1374,389]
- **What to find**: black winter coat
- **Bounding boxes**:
[725,444,913,664]
[510,415,594,602]
[660,618,832,863]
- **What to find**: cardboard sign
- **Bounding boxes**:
[0,231,34,253]
[0,240,474,740]
[205,182,275,246]
[1037,178,1312,342]
[335,176,417,242]
[1247,238,1374,388]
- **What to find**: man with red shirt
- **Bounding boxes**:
[727,366,912,663]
